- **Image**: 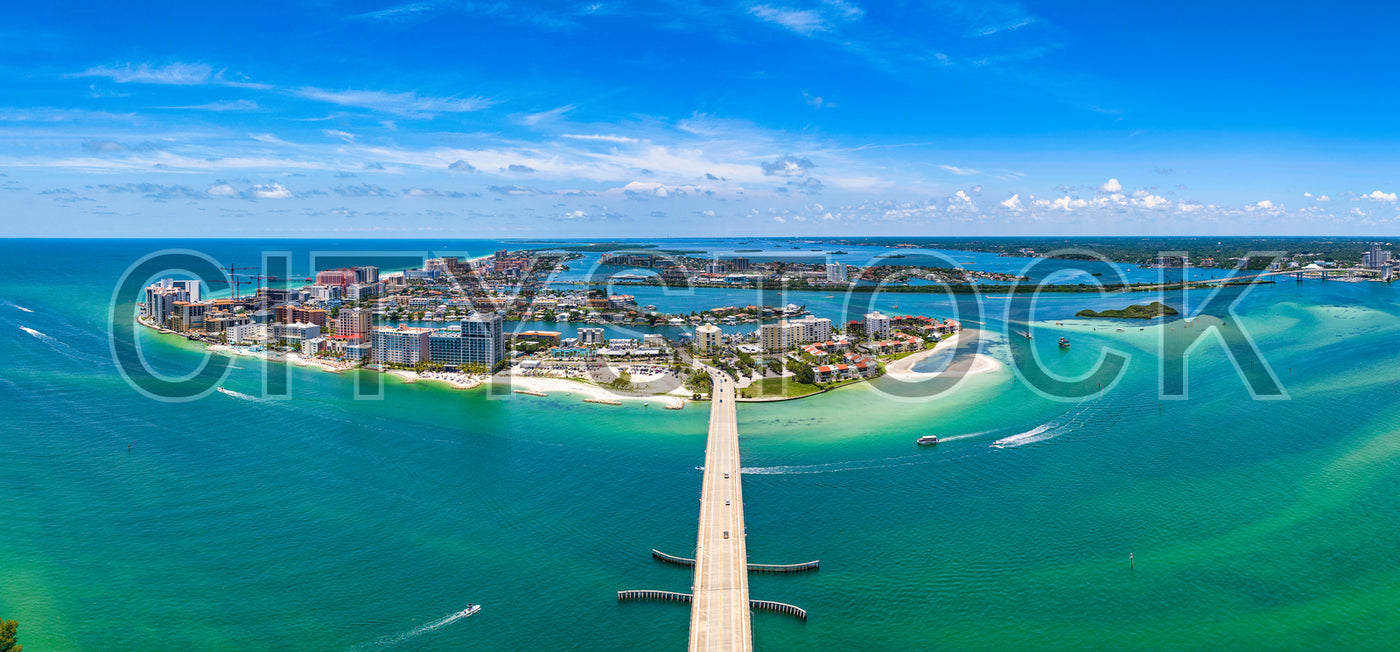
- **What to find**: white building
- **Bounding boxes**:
[371,326,432,365]
[759,316,832,352]
[865,311,891,339]
[226,322,268,344]
[826,262,848,283]
[788,315,832,344]
[577,327,605,347]
[273,321,321,344]
[696,323,722,354]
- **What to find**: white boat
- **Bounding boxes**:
[457,604,482,618]
[917,435,939,445]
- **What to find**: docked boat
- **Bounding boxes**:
[917,435,939,445]
[1058,337,1070,349]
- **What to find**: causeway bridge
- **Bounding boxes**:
[620,369,814,649]
[689,370,751,651]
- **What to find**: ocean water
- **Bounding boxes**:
[2,239,1400,650]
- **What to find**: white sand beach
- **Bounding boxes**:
[883,332,1002,381]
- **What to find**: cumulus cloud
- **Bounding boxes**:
[207,183,237,197]
[1000,194,1023,210]
[1255,199,1274,209]
[761,155,815,177]
[448,159,475,172]
[1098,178,1123,193]
[1365,190,1397,202]
[249,183,293,199]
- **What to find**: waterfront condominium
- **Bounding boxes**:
[428,312,506,371]
[371,326,432,365]
[695,323,722,354]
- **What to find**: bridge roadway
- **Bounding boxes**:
[688,370,752,652]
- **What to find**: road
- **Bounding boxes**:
[688,370,752,652]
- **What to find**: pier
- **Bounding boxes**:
[616,591,808,621]
[651,549,820,573]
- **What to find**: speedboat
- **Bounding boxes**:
[457,604,481,618]
[917,435,939,445]
[1058,337,1070,349]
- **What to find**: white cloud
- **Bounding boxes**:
[1255,199,1274,209]
[1000,194,1022,210]
[75,62,214,85]
[773,215,787,223]
[803,92,834,109]
[520,105,574,125]
[207,184,237,197]
[1098,178,1122,193]
[292,87,493,117]
[1132,193,1169,209]
[749,5,829,35]
[74,62,267,88]
[322,129,357,143]
[560,133,640,144]
[250,182,292,199]
[1366,190,1397,202]
[939,165,981,176]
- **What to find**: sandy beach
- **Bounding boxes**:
[491,374,690,408]
[883,332,1002,381]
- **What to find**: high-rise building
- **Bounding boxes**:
[1364,242,1392,270]
[577,327,605,347]
[826,263,848,283]
[371,326,432,365]
[865,311,891,339]
[335,307,372,339]
[428,313,505,371]
[315,269,356,289]
[353,266,379,284]
[696,323,722,354]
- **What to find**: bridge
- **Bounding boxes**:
[689,370,751,651]
[619,369,814,648]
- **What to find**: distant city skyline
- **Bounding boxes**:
[4,1,1400,237]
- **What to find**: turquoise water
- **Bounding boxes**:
[3,240,1400,649]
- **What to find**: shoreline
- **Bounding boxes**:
[883,331,1002,381]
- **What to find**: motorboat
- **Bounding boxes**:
[917,435,939,445]
[1058,337,1070,349]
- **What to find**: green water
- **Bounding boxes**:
[3,240,1400,650]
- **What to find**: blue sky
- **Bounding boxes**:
[3,0,1400,237]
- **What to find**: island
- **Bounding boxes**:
[1075,302,1179,319]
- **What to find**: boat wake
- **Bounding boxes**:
[216,387,257,401]
[19,326,113,366]
[9,303,34,313]
[351,605,481,651]
[934,429,996,443]
[743,451,979,475]
[990,398,1103,449]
